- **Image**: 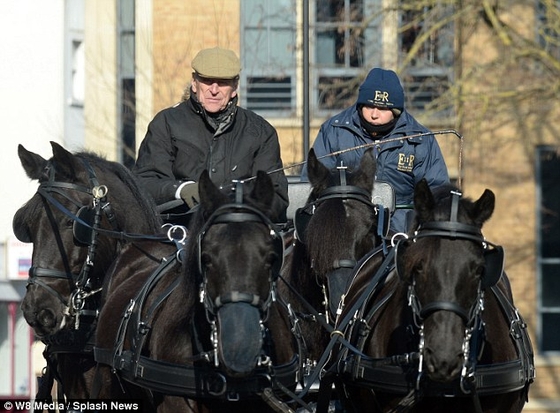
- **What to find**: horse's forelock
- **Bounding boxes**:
[306,201,356,275]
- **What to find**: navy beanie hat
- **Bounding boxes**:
[357,68,404,115]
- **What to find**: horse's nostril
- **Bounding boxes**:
[37,308,57,328]
[424,347,462,382]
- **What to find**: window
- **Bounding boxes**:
[536,146,560,353]
[313,0,379,113]
[399,3,454,114]
[240,1,454,118]
[118,0,136,167]
[240,0,297,117]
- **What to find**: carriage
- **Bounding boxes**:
[13,138,534,412]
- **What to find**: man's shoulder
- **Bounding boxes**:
[153,101,189,119]
[236,106,269,122]
[235,107,275,131]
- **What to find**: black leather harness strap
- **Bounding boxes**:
[336,281,535,399]
[104,352,300,399]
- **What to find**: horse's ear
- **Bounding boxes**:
[360,148,376,175]
[198,170,228,214]
[413,179,435,222]
[307,148,330,188]
[50,141,81,180]
[472,189,495,226]
[353,148,376,191]
[18,144,48,180]
[250,171,275,210]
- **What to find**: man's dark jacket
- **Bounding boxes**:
[134,97,289,222]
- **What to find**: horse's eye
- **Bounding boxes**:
[412,262,424,277]
[475,265,485,279]
[267,252,277,269]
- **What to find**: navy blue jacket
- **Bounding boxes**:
[301,105,449,232]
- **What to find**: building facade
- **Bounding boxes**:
[2,0,559,409]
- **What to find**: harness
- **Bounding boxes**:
[316,190,535,413]
[22,158,171,407]
[94,200,302,406]
[18,159,120,410]
[294,165,392,324]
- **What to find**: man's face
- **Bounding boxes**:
[360,105,395,125]
[192,74,238,113]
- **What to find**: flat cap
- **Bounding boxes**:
[191,47,241,79]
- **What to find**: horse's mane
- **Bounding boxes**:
[304,161,376,276]
[75,151,163,233]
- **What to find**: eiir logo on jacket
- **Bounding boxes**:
[397,153,414,172]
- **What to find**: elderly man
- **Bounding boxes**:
[134,47,288,223]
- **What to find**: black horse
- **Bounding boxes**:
[12,142,163,401]
[94,170,300,413]
[329,179,535,412]
[279,148,393,407]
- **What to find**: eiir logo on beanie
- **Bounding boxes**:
[373,90,391,104]
[357,68,404,112]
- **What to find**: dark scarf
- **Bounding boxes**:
[190,91,238,134]
[358,108,398,138]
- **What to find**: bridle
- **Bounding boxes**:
[294,165,383,322]
[26,159,119,331]
[196,201,285,366]
[198,202,284,317]
[395,190,505,394]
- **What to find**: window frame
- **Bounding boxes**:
[239,0,298,118]
[239,0,455,120]
[536,145,560,354]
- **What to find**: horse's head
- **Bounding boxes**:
[13,142,161,339]
[297,148,382,319]
[395,178,504,383]
[193,170,285,378]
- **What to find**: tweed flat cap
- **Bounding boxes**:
[191,47,241,79]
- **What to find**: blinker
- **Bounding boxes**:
[294,206,313,244]
[481,245,504,289]
[73,206,96,246]
[14,223,32,243]
[394,238,410,282]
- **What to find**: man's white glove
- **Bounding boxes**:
[179,182,199,209]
